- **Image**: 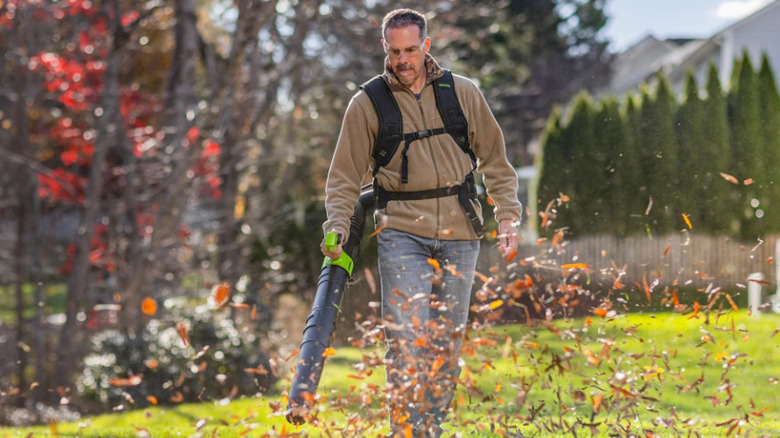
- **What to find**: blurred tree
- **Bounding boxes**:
[700,63,734,234]
[596,96,640,236]
[565,92,600,236]
[435,0,612,165]
[535,107,573,236]
[757,54,780,234]
[638,75,678,234]
[728,51,762,239]
[675,72,706,230]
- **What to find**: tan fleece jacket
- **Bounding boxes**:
[323,54,522,242]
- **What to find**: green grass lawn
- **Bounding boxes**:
[2,311,779,437]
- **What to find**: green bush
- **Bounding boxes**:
[77,302,276,410]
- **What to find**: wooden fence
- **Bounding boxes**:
[480,233,780,291]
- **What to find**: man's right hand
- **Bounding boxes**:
[321,231,345,259]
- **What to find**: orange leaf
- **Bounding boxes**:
[592,393,603,413]
[682,213,692,229]
[245,365,269,375]
[663,244,671,257]
[369,225,386,237]
[431,356,445,372]
[486,196,494,206]
[144,359,159,369]
[593,308,608,317]
[559,192,570,202]
[141,297,157,316]
[176,322,190,346]
[209,283,231,309]
[725,294,739,311]
[561,263,590,270]
[322,347,336,357]
[489,299,504,310]
[109,375,142,387]
[743,178,754,185]
[364,267,377,295]
[505,250,518,263]
[688,301,700,319]
[472,337,497,347]
[146,395,158,405]
[720,172,739,184]
[427,258,441,270]
[170,392,184,403]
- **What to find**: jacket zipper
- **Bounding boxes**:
[414,90,442,238]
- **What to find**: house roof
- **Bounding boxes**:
[601,0,780,97]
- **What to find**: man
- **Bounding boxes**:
[321,8,523,437]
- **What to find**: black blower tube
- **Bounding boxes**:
[286,186,375,425]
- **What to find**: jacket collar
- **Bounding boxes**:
[384,53,444,89]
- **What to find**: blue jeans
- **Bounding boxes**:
[377,229,480,437]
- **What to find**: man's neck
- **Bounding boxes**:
[408,71,427,94]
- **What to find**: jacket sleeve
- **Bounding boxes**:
[322,93,375,242]
[460,78,524,224]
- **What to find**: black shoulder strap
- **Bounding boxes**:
[360,76,403,175]
[433,70,475,166]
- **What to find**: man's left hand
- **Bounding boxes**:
[497,219,519,258]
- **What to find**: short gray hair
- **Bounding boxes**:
[381,9,427,41]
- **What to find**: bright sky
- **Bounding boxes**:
[603,0,775,52]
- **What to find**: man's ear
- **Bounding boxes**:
[424,37,431,53]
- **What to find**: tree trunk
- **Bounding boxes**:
[10,26,33,406]
[54,0,122,393]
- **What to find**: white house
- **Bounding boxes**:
[600,0,780,97]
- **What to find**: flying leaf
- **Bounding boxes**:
[591,393,603,413]
[244,366,269,375]
[743,178,754,185]
[209,283,231,309]
[682,213,692,229]
[176,322,190,346]
[561,263,590,270]
[322,347,336,357]
[109,375,142,387]
[369,225,386,237]
[720,172,739,184]
[364,267,377,295]
[141,297,157,316]
[489,300,504,310]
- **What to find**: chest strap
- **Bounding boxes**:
[374,173,484,237]
[399,128,445,183]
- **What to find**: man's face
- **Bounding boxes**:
[383,24,430,88]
